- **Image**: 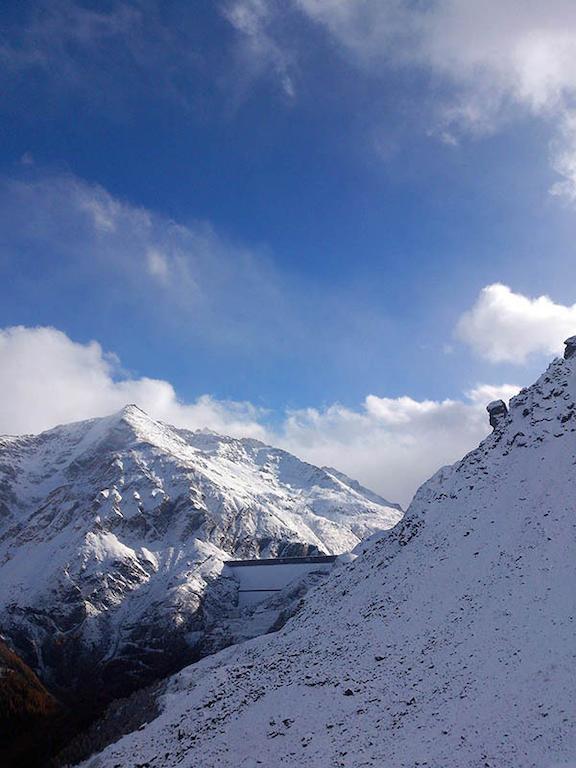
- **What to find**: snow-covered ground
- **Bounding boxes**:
[0,405,400,697]
[82,351,576,768]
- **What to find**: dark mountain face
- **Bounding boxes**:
[0,638,63,767]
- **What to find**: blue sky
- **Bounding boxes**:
[2,0,576,504]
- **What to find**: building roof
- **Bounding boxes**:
[226,555,338,567]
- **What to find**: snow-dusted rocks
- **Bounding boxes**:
[486,398,508,429]
[564,334,576,359]
[84,352,576,768]
[0,406,400,703]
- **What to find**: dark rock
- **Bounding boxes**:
[563,336,576,360]
[487,400,508,429]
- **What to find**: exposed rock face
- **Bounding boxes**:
[564,335,576,359]
[84,350,576,768]
[486,398,508,429]
[0,406,401,706]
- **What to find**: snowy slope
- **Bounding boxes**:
[84,350,576,768]
[0,406,400,700]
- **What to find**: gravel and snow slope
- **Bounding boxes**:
[0,406,400,700]
[84,350,576,768]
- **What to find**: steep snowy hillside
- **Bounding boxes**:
[0,406,400,704]
[84,344,576,768]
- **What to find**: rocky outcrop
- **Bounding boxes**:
[564,335,576,359]
[486,398,508,429]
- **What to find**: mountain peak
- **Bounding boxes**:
[115,403,153,426]
[119,403,147,417]
[109,403,165,441]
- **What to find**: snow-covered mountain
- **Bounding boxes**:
[82,344,576,768]
[0,405,401,703]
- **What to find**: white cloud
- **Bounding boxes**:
[0,325,520,506]
[456,283,576,363]
[229,0,576,197]
[146,248,170,282]
[0,326,268,440]
[293,0,576,118]
[8,0,576,198]
[466,383,523,406]
[280,383,520,506]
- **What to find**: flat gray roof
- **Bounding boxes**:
[226,555,337,567]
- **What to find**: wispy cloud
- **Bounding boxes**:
[456,283,576,363]
[0,171,306,352]
[0,169,405,370]
[222,0,296,100]
[0,0,139,76]
[10,0,576,194]
[0,0,293,113]
[225,0,576,198]
[0,0,200,109]
[291,0,576,122]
